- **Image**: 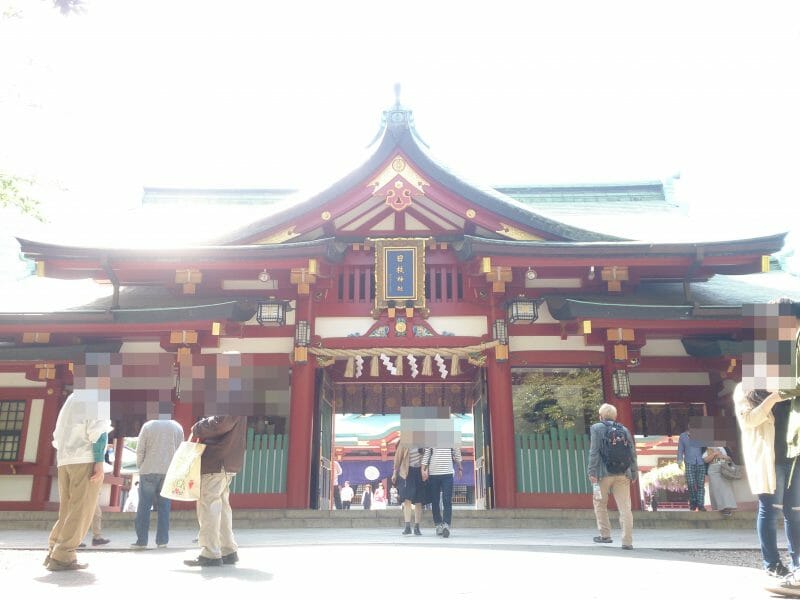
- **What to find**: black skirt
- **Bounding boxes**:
[398,466,429,504]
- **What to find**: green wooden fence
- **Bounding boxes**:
[230,429,288,494]
[515,428,592,494]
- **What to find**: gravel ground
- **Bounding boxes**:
[660,549,764,570]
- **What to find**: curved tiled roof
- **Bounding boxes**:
[215,107,620,245]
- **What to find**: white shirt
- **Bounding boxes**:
[52,390,112,467]
[340,485,354,502]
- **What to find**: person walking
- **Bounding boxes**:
[183,415,246,567]
[130,416,184,550]
[392,446,426,535]
[421,447,462,538]
[45,389,112,571]
[677,425,707,511]
[588,403,638,550]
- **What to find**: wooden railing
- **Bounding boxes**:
[230,429,288,494]
[515,429,592,494]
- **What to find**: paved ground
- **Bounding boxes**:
[1,525,795,598]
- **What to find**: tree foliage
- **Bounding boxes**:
[0,173,45,221]
[512,369,603,434]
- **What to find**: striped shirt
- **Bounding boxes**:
[408,448,423,468]
[422,448,462,476]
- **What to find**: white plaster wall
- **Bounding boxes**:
[0,372,47,388]
[427,316,487,337]
[640,339,690,357]
[510,335,605,352]
[202,337,294,354]
[118,341,168,353]
[525,278,583,289]
[629,372,711,386]
[0,475,33,501]
[314,317,375,338]
[23,398,43,463]
[221,279,278,291]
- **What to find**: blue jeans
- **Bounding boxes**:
[135,473,172,546]
[428,474,454,526]
[758,460,800,569]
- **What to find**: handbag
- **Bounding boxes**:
[160,438,206,501]
[720,461,743,480]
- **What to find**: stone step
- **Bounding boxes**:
[0,508,756,530]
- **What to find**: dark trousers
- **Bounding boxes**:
[685,463,706,509]
[333,485,342,510]
[428,474,454,526]
[342,501,351,510]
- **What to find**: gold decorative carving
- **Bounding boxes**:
[369,154,429,194]
[321,211,332,221]
[485,265,513,293]
[496,223,544,241]
[466,209,476,219]
[169,330,198,345]
[175,269,202,284]
[601,266,629,293]
[22,332,50,344]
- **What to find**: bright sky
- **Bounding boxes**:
[1,1,799,267]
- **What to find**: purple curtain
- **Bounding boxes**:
[339,460,475,485]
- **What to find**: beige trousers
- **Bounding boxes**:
[91,500,102,537]
[592,474,633,546]
[48,463,103,563]
[196,471,237,559]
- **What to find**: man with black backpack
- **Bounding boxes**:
[588,403,638,550]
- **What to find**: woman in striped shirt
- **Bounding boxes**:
[421,447,463,538]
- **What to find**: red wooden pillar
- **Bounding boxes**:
[486,352,516,508]
[30,381,63,509]
[603,358,641,510]
[172,397,194,438]
[286,296,316,509]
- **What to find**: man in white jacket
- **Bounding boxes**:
[45,388,112,571]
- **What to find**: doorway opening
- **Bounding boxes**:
[311,373,490,510]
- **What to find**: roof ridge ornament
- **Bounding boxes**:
[366,83,430,149]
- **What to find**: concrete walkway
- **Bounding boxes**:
[0,524,766,551]
[0,524,793,599]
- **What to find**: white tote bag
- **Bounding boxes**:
[160,439,206,501]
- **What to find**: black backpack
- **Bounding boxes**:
[600,420,632,474]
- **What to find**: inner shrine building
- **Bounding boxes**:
[0,99,792,512]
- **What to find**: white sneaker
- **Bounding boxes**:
[435,524,443,536]
[765,572,800,597]
[130,543,147,550]
[441,523,450,538]
[157,544,168,549]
